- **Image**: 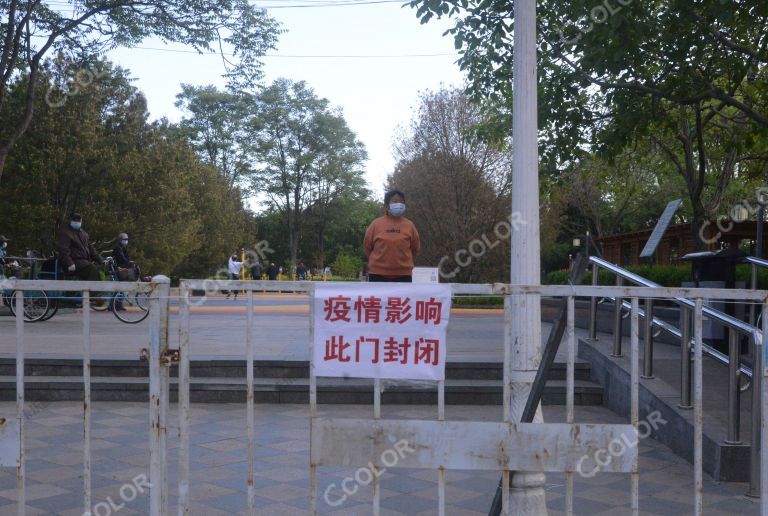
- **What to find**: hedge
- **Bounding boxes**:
[543,263,768,289]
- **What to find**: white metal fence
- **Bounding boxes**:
[1,277,767,515]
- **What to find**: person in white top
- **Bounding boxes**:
[226,250,243,299]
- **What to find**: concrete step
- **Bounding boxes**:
[0,358,594,381]
[0,376,603,406]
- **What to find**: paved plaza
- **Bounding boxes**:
[0,295,508,361]
[0,295,762,514]
[0,401,759,515]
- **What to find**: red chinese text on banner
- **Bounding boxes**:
[313,284,451,380]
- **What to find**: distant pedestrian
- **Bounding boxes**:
[296,261,308,280]
[251,260,263,280]
[267,262,278,281]
[227,250,243,299]
[0,235,21,278]
[0,235,8,271]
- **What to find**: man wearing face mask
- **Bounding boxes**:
[58,212,104,282]
[363,189,420,282]
[113,233,132,268]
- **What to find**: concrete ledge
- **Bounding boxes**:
[578,336,750,482]
[0,376,603,406]
[0,357,592,381]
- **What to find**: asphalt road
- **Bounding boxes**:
[0,294,518,361]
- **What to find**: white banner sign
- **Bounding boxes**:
[313,283,452,380]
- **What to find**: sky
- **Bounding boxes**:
[106,0,466,202]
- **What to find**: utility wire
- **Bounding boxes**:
[41,0,407,9]
[120,46,457,59]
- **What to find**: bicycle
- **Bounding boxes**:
[1,256,50,322]
[90,257,150,324]
[35,256,150,324]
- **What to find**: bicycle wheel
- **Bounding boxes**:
[90,295,110,311]
[113,291,150,324]
[9,290,49,323]
[40,299,59,321]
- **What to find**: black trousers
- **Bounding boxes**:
[367,273,412,283]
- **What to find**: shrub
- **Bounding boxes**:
[544,264,693,287]
[330,253,364,279]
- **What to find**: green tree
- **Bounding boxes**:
[175,84,253,191]
[0,0,281,182]
[389,88,512,283]
[251,78,368,266]
[0,58,255,276]
[408,0,768,246]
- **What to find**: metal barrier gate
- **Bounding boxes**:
[0,276,165,516]
[2,277,768,514]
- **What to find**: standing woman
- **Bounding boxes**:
[364,190,420,282]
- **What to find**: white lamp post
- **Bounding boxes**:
[509,0,548,513]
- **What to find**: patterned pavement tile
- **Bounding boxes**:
[0,401,761,515]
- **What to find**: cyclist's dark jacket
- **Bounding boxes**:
[113,245,131,268]
[58,226,104,269]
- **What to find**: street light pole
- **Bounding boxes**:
[508,0,548,513]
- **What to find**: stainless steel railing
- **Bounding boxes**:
[587,256,763,495]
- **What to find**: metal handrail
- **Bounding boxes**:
[745,256,768,268]
[613,298,753,378]
[587,255,764,497]
[589,256,763,348]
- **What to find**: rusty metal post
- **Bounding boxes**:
[748,305,763,498]
[679,307,692,409]
[630,298,640,516]
[83,290,92,513]
[178,285,190,515]
[760,302,768,506]
[611,276,623,356]
[642,299,654,379]
[149,276,171,516]
[309,284,317,515]
[565,296,575,516]
[246,291,255,515]
[749,264,757,327]
[693,298,704,515]
[437,377,445,516]
[726,330,741,444]
[14,291,25,516]
[589,263,599,341]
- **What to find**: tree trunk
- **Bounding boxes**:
[316,221,326,269]
[690,199,708,251]
[0,150,7,184]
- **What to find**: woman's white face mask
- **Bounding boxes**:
[389,202,406,216]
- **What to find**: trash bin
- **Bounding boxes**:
[681,248,746,351]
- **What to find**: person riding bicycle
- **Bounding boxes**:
[58,212,104,281]
[0,235,18,277]
[113,233,132,268]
